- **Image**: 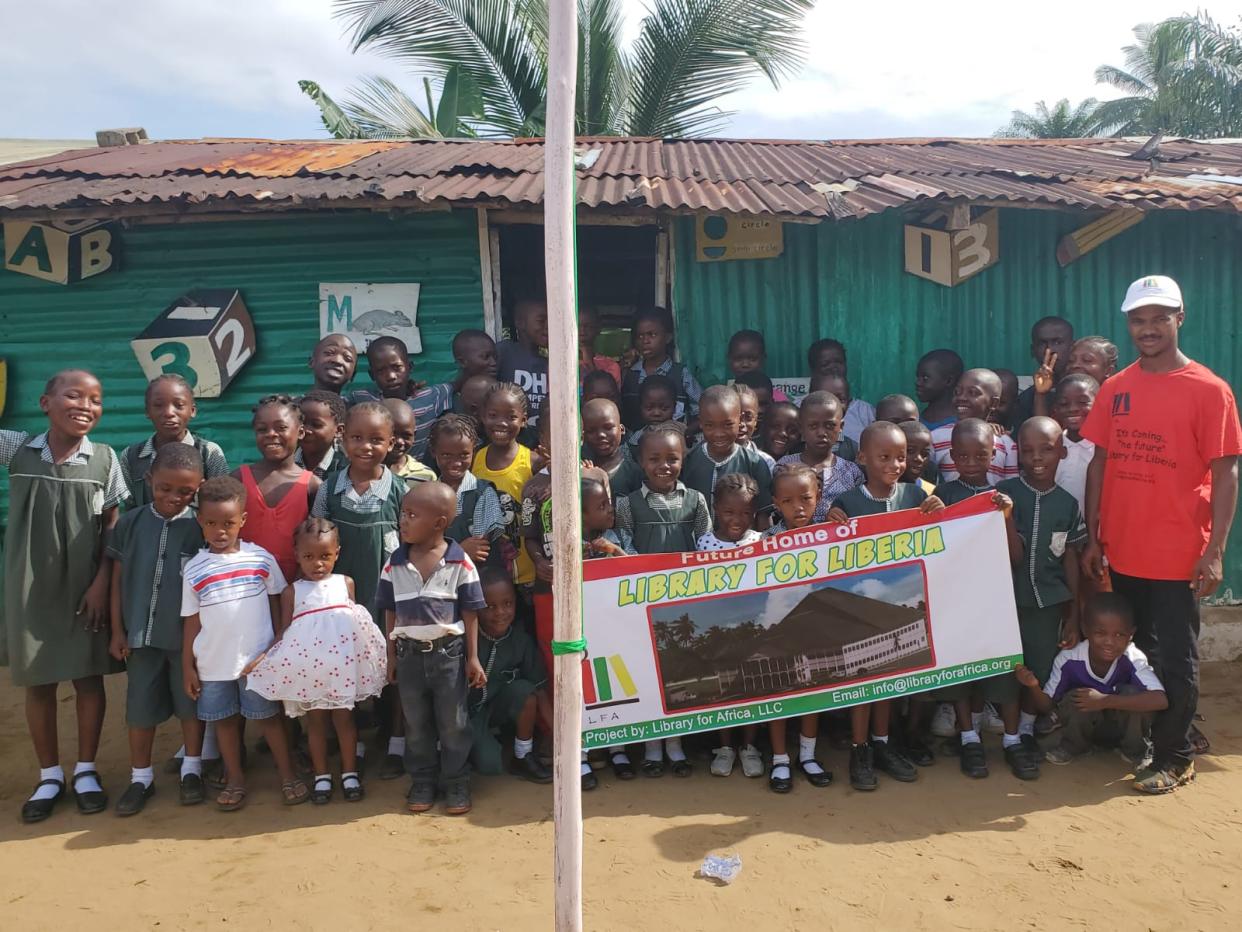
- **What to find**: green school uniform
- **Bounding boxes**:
[996,476,1088,682]
[833,482,927,517]
[1,432,127,686]
[615,482,711,554]
[933,478,992,507]
[311,467,407,625]
[120,432,228,508]
[469,625,546,775]
[680,442,773,513]
[603,453,645,500]
[105,504,204,651]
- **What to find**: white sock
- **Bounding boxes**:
[971,712,983,734]
[181,756,203,778]
[771,752,791,780]
[73,761,102,794]
[341,771,360,789]
[314,772,332,790]
[131,766,155,788]
[798,733,817,761]
[644,740,663,762]
[1001,732,1021,750]
[201,722,219,760]
[388,737,406,757]
[29,765,65,802]
[581,760,593,777]
[960,730,981,745]
[665,737,686,762]
[514,737,533,760]
[610,749,630,765]
[1019,712,1036,737]
[356,741,367,759]
[870,734,889,744]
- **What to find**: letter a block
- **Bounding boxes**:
[3,219,119,284]
[131,289,256,398]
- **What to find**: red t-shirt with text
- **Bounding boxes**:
[1081,360,1242,580]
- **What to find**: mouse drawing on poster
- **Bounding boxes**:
[319,282,423,353]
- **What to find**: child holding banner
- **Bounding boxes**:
[931,419,1024,778]
[615,423,710,778]
[763,463,833,794]
[995,416,1088,780]
[828,422,944,789]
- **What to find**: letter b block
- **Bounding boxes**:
[131,289,256,398]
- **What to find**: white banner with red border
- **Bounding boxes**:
[579,495,1021,749]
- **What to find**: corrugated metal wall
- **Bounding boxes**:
[0,210,485,531]
[674,207,1242,596]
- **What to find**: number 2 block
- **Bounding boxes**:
[131,289,256,398]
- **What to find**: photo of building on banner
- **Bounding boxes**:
[580,496,1022,750]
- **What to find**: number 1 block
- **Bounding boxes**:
[131,289,256,398]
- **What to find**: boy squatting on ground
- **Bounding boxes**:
[1017,592,1167,766]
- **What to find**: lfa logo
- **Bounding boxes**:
[583,653,639,710]
[1112,392,1131,417]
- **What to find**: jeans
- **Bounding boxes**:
[1109,571,1199,768]
[395,636,472,789]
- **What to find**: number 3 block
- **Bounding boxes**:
[131,289,256,398]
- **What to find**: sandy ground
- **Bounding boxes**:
[1,665,1240,931]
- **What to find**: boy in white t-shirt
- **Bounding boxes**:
[181,476,309,811]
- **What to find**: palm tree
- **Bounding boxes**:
[995,98,1103,138]
[1093,13,1242,137]
[304,0,816,139]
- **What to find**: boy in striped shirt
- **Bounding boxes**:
[1017,592,1165,766]
[930,368,1018,484]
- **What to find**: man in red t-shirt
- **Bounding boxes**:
[1081,274,1241,794]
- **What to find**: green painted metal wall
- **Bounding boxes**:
[0,209,485,532]
[673,208,1242,598]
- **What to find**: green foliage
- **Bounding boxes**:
[304,0,816,139]
[995,98,1104,139]
[999,12,1242,140]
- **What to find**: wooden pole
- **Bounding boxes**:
[545,2,583,931]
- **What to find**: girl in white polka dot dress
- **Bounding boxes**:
[246,518,387,804]
[696,474,765,778]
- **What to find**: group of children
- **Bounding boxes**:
[4,303,1169,825]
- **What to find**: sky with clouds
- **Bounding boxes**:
[5,1,1239,142]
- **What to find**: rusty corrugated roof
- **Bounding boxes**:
[2,136,1242,220]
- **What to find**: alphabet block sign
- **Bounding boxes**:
[131,289,256,398]
[319,283,423,353]
[3,219,119,284]
[903,208,1000,287]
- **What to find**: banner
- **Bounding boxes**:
[580,495,1021,749]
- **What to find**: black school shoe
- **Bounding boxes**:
[179,772,206,806]
[115,781,155,817]
[872,741,918,782]
[510,754,553,784]
[959,741,989,778]
[71,771,107,815]
[768,762,793,794]
[581,769,599,792]
[20,779,65,824]
[796,759,833,787]
[1005,740,1041,781]
[902,734,936,768]
[849,744,878,791]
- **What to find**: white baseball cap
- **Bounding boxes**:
[1121,275,1183,313]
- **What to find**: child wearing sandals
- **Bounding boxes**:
[246,518,388,804]
[180,477,309,811]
